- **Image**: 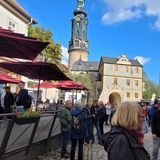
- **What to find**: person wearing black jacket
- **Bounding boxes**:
[83,104,94,144]
[90,100,99,143]
[151,101,160,160]
[103,102,150,160]
[3,86,14,113]
[98,101,106,136]
[16,81,30,110]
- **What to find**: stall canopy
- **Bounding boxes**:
[0,61,70,80]
[0,72,20,84]
[0,61,70,105]
[53,80,87,90]
[0,28,49,60]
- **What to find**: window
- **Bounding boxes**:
[135,93,139,98]
[136,67,139,74]
[126,79,131,86]
[114,65,118,72]
[126,92,130,98]
[135,80,139,87]
[125,66,129,72]
[8,20,17,32]
[113,78,118,85]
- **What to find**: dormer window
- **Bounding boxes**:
[78,63,82,69]
[89,65,92,69]
[116,54,131,65]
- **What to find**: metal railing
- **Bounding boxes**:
[0,110,61,157]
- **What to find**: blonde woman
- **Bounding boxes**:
[103,102,150,160]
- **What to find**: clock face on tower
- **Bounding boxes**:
[76,16,80,21]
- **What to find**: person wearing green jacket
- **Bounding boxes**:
[59,100,72,158]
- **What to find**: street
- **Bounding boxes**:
[34,127,158,160]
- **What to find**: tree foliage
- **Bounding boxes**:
[143,80,160,99]
[28,25,62,64]
[70,74,93,90]
[69,73,97,105]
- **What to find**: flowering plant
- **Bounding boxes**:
[15,111,40,118]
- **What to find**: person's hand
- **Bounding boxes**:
[153,134,157,142]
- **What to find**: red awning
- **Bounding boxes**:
[0,28,49,60]
[0,72,20,84]
[33,81,55,89]
[53,80,87,90]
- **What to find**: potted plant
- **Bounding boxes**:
[15,111,40,125]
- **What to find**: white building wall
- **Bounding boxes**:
[0,3,33,94]
[0,5,28,35]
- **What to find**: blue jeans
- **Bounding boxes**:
[143,119,148,134]
[152,137,160,160]
[95,121,102,144]
[61,131,70,155]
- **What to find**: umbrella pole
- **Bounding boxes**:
[45,88,47,99]
[72,90,74,104]
[76,90,78,101]
[36,79,40,109]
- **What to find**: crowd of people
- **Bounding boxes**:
[58,100,119,159]
[1,82,160,160]
[37,99,64,111]
[58,99,160,160]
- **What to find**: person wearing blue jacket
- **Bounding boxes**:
[70,102,88,160]
[148,102,158,126]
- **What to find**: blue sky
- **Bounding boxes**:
[17,0,160,84]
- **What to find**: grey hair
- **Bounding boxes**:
[74,101,82,109]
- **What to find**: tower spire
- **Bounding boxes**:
[68,0,89,71]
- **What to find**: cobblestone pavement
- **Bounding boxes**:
[34,127,159,160]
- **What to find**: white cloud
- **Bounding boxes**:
[102,9,142,25]
[102,0,160,30]
[61,46,69,64]
[134,56,151,65]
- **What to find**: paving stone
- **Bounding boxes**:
[34,126,160,160]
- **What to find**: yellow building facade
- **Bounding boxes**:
[97,55,143,105]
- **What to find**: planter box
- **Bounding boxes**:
[15,117,40,125]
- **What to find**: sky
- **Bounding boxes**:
[17,0,160,84]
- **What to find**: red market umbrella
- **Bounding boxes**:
[33,81,55,99]
[0,28,49,60]
[0,61,70,106]
[53,80,87,90]
[53,80,87,102]
[33,81,55,89]
[0,61,70,80]
[0,72,20,84]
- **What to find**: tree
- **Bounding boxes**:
[28,25,62,64]
[70,74,93,90]
[143,80,160,99]
[69,73,97,105]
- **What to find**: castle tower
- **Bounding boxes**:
[68,0,89,71]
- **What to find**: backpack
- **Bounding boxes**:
[72,111,83,132]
